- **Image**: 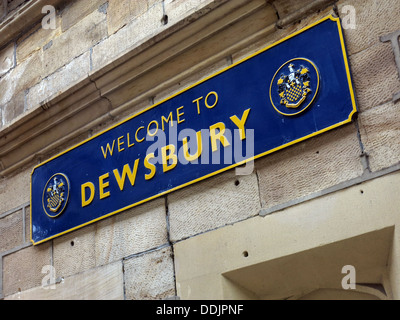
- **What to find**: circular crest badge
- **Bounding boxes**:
[270,58,320,117]
[42,173,70,219]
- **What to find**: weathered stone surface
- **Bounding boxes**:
[0,0,6,20]
[24,206,30,243]
[95,198,168,266]
[53,225,96,279]
[232,6,334,63]
[272,0,315,19]
[3,242,52,297]
[154,58,229,104]
[7,0,25,13]
[124,246,175,300]
[99,2,276,109]
[164,0,215,25]
[0,2,107,119]
[0,51,42,107]
[168,171,261,242]
[16,18,61,64]
[62,0,108,32]
[43,8,107,76]
[256,124,363,209]
[2,91,25,125]
[338,0,400,56]
[107,0,130,35]
[0,168,31,213]
[0,43,15,78]
[359,101,400,172]
[5,261,124,300]
[0,210,23,252]
[107,0,150,36]
[26,51,90,110]
[350,42,400,112]
[92,2,164,71]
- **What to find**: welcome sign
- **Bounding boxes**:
[31,15,357,245]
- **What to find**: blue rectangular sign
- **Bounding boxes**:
[31,15,357,245]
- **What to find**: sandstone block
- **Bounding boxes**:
[0,51,42,107]
[26,51,90,110]
[53,225,96,279]
[350,42,400,112]
[2,91,25,125]
[62,0,108,32]
[95,198,168,266]
[16,17,61,64]
[272,0,315,20]
[124,246,175,300]
[107,0,149,36]
[0,210,23,252]
[5,261,124,300]
[168,170,261,242]
[0,167,31,213]
[232,6,333,63]
[164,0,215,25]
[92,2,164,71]
[153,58,229,104]
[7,0,25,13]
[0,43,15,78]
[359,101,400,172]
[3,242,51,297]
[24,206,30,244]
[256,124,363,209]
[43,8,107,77]
[107,0,130,35]
[0,0,6,20]
[338,0,400,55]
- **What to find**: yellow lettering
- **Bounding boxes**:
[101,141,115,159]
[147,120,159,137]
[162,144,178,173]
[144,153,156,180]
[127,132,135,148]
[135,126,145,143]
[205,91,218,109]
[113,159,140,191]
[230,108,251,140]
[182,131,202,162]
[117,136,125,153]
[81,182,95,208]
[99,173,111,200]
[177,106,185,124]
[193,96,203,114]
[161,112,174,131]
[210,122,230,152]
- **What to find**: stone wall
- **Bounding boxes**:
[1,0,400,300]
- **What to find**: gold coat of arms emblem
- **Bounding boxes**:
[277,63,312,109]
[270,58,320,117]
[42,173,70,218]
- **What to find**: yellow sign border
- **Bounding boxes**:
[30,15,357,245]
